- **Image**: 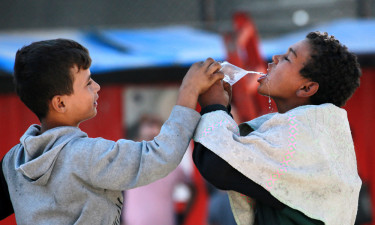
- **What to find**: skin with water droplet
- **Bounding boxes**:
[265,76,273,112]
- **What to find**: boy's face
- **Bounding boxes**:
[64,66,100,125]
[257,39,312,101]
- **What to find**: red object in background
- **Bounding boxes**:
[0,93,39,156]
[182,105,209,225]
[344,68,375,225]
[182,162,208,225]
[0,85,123,225]
[224,11,275,123]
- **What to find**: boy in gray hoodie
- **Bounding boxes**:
[0,39,224,225]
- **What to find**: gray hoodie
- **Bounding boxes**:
[2,105,200,225]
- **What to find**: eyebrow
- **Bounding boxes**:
[289,48,297,58]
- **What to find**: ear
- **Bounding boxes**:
[51,95,67,113]
[296,81,319,98]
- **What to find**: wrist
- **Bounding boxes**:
[181,84,199,98]
[177,85,199,109]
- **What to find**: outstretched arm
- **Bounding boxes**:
[72,59,226,190]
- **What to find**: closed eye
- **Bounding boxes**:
[283,56,290,62]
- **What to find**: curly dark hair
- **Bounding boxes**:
[300,31,361,107]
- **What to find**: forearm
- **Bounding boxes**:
[87,105,201,190]
[176,85,199,110]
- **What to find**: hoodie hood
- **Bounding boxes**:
[15,125,87,185]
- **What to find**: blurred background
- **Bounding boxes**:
[0,0,374,37]
[0,0,374,224]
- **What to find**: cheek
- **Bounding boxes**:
[268,73,283,89]
[266,73,292,95]
[273,65,298,84]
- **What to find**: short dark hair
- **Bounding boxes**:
[300,31,361,107]
[14,39,92,120]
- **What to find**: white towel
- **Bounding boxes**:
[194,103,361,225]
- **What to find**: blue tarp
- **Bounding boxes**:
[0,26,226,75]
[260,18,375,61]
[0,19,374,75]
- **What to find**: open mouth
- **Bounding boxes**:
[257,66,271,82]
[94,96,99,106]
[257,73,268,82]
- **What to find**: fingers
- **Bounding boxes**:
[206,59,224,90]
[211,70,224,83]
[203,58,224,84]
[201,58,221,74]
[202,57,215,68]
[184,58,224,95]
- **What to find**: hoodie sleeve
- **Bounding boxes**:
[70,105,200,190]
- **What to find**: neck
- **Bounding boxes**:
[273,98,310,114]
[40,122,55,134]
[40,117,79,134]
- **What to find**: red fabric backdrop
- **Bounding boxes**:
[344,68,375,225]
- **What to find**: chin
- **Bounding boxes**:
[84,111,98,122]
[257,86,267,96]
[90,111,98,119]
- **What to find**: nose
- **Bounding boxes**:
[272,54,280,64]
[93,80,101,92]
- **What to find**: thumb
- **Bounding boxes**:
[223,81,232,101]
